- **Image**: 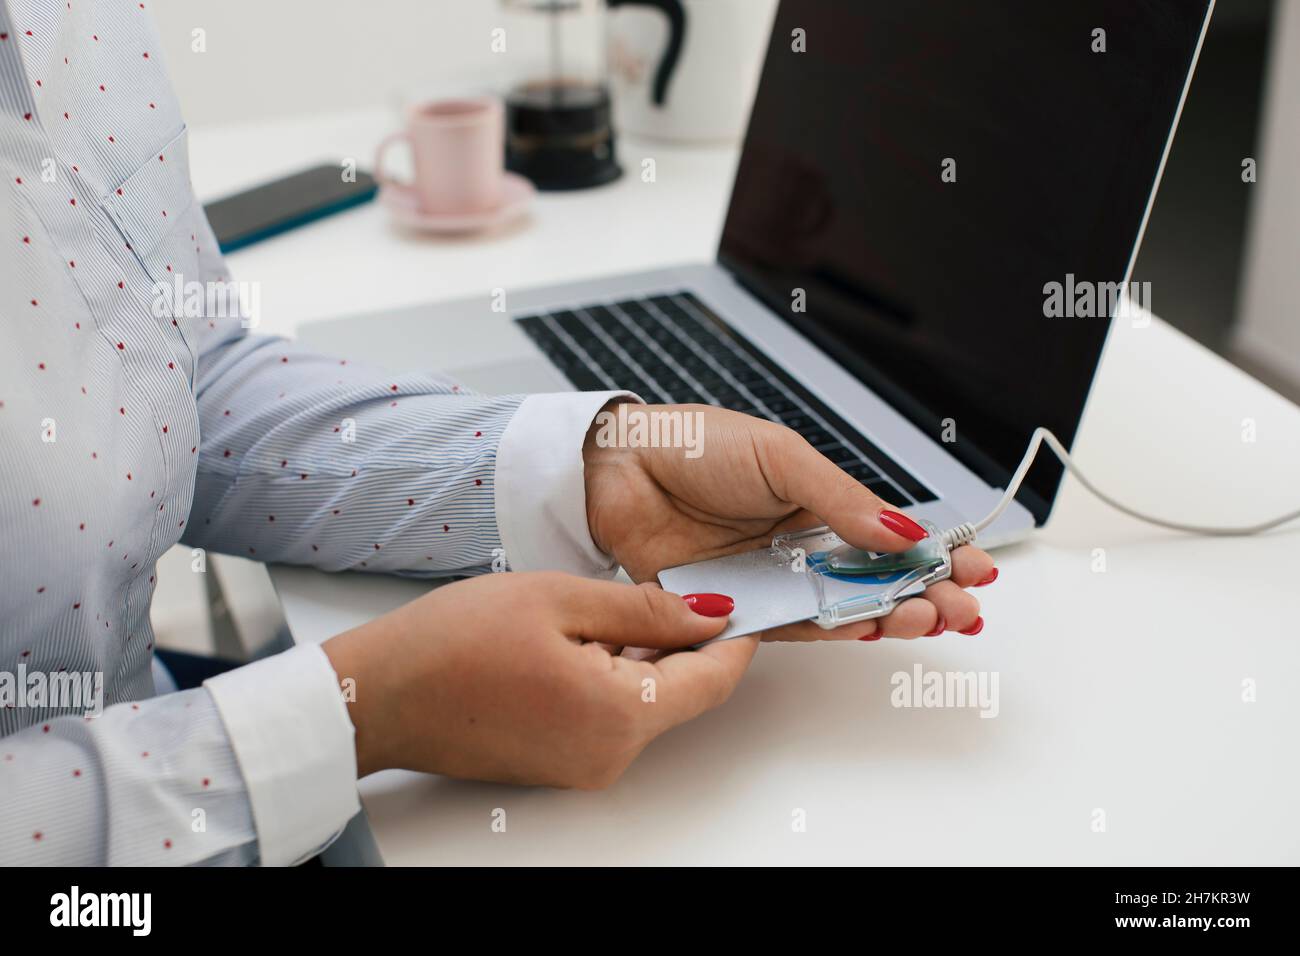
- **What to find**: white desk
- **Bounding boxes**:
[192,108,1300,866]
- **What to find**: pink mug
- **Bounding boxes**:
[375,97,505,216]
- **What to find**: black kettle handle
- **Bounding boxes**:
[608,0,687,107]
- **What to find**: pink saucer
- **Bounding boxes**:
[379,173,535,234]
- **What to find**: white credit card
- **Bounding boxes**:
[658,523,950,643]
[658,546,820,642]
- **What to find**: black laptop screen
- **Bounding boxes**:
[719,0,1212,521]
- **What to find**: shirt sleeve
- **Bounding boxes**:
[0,680,256,866]
[181,313,639,579]
[0,645,355,866]
[201,644,358,866]
[496,391,642,576]
[179,321,636,579]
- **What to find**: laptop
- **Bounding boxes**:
[308,0,1214,547]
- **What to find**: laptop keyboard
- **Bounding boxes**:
[516,290,936,506]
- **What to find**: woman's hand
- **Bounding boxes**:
[322,572,758,786]
[583,403,997,641]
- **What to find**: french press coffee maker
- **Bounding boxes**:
[501,0,684,191]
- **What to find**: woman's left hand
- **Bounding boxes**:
[583,403,997,641]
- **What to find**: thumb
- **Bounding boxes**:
[562,579,732,650]
[766,429,931,553]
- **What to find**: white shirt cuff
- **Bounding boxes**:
[495,391,641,577]
[203,643,359,866]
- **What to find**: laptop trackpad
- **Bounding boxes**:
[449,355,573,395]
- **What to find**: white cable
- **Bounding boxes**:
[939,426,1300,550]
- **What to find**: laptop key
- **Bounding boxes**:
[865,478,905,502]
[820,444,861,466]
[800,426,837,449]
[560,363,611,392]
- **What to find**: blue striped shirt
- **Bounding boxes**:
[0,0,624,865]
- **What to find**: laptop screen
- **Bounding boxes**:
[719,0,1213,522]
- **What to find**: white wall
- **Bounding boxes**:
[151,0,505,127]
[1235,0,1300,387]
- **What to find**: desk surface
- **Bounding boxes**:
[194,107,1300,866]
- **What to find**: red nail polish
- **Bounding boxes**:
[974,568,999,587]
[879,509,928,542]
[683,593,734,617]
[858,630,883,642]
[925,617,946,637]
[958,616,984,636]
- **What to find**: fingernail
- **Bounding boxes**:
[682,593,734,617]
[925,617,946,637]
[958,616,984,636]
[858,632,883,641]
[879,509,928,542]
[974,568,999,587]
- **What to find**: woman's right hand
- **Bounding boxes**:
[322,572,757,788]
